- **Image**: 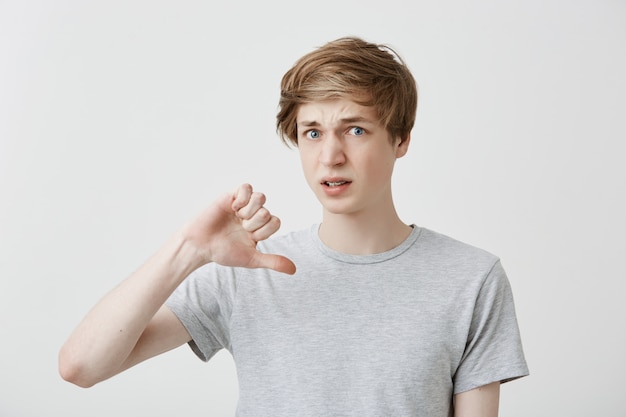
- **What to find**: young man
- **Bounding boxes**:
[59,37,528,416]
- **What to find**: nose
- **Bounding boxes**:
[319,133,346,167]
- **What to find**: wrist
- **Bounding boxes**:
[174,230,212,271]
[156,232,210,285]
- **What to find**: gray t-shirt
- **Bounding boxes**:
[166,224,529,417]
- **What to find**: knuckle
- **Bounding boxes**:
[270,215,281,228]
[251,192,266,205]
[258,207,271,222]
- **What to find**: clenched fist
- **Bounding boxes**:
[181,183,296,275]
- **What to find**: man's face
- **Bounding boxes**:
[296,98,410,217]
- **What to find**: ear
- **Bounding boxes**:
[395,133,411,158]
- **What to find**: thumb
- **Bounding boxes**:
[251,252,297,275]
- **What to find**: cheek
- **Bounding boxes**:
[298,147,308,164]
[298,152,316,182]
[361,151,396,180]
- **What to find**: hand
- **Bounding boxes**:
[181,184,296,275]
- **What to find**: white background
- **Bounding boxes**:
[1,0,625,416]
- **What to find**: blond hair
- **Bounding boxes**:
[276,37,417,147]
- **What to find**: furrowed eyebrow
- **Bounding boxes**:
[340,116,372,124]
[299,121,320,127]
[298,116,375,127]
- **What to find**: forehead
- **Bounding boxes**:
[296,99,380,126]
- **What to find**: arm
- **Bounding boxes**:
[58,184,295,388]
[454,382,500,417]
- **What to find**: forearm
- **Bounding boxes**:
[59,184,292,387]
[59,232,203,386]
[454,382,500,417]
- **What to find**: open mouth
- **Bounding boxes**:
[323,180,350,187]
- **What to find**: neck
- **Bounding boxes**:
[318,205,412,255]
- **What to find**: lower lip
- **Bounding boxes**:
[322,182,351,196]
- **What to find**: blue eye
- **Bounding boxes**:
[306,130,321,140]
[350,127,365,136]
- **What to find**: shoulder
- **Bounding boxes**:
[412,227,502,276]
[417,227,498,259]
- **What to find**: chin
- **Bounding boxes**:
[320,201,360,216]
[312,189,360,216]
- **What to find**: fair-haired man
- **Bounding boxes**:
[60,37,528,417]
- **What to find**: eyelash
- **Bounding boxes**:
[305,129,321,140]
[303,127,366,140]
[349,127,365,136]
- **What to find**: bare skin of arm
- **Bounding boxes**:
[58,184,295,388]
[454,382,500,417]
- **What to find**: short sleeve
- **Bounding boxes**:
[453,260,529,394]
[165,263,237,362]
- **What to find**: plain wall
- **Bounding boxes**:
[1,0,625,415]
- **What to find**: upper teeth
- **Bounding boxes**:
[326,181,346,186]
